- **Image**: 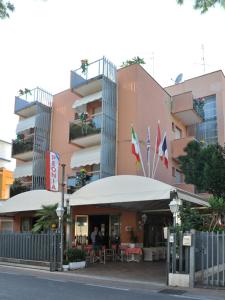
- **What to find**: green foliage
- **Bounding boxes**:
[32,204,59,233]
[0,0,14,19]
[179,141,225,198]
[129,229,138,243]
[66,248,86,262]
[208,196,225,231]
[178,204,204,231]
[121,56,145,68]
[10,179,30,197]
[177,0,225,13]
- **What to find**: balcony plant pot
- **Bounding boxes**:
[69,261,86,270]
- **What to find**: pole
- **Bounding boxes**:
[60,163,66,271]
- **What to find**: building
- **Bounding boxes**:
[12,87,52,191]
[0,139,14,201]
[3,59,225,248]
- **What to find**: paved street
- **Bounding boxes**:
[0,266,224,300]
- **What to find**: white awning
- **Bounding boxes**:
[72,91,102,110]
[70,145,100,169]
[16,116,36,134]
[0,190,65,214]
[14,163,33,178]
[69,175,209,208]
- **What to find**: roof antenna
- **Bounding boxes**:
[201,44,206,73]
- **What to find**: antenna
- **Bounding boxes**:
[175,73,183,84]
[201,44,206,73]
[150,52,155,76]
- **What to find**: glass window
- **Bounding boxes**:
[174,126,182,139]
[175,169,183,184]
[75,215,88,244]
[195,95,217,145]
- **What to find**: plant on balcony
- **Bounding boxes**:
[10,179,30,197]
[79,112,89,134]
[121,56,145,67]
[18,88,32,99]
[80,59,89,74]
[75,168,91,188]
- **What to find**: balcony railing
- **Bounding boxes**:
[69,113,102,141]
[12,136,34,156]
[71,57,116,90]
[15,87,53,115]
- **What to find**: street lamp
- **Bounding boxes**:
[169,199,180,227]
[56,203,65,271]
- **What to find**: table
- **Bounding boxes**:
[125,247,142,262]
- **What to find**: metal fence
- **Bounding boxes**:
[168,230,225,287]
[0,232,61,271]
[195,231,225,287]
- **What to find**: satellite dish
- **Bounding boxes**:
[175,73,183,84]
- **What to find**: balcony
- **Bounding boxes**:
[12,136,34,161]
[15,87,53,118]
[67,171,100,193]
[171,91,203,126]
[171,136,196,160]
[69,113,102,147]
[70,57,116,96]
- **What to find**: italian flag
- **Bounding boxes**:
[131,127,141,164]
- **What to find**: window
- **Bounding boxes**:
[175,169,183,184]
[195,95,218,145]
[174,126,182,139]
[1,220,13,232]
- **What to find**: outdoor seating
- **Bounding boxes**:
[125,247,143,262]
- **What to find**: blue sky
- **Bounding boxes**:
[0,0,225,142]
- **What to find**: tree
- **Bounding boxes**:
[121,56,145,68]
[178,203,204,231]
[32,204,59,233]
[0,0,14,19]
[179,141,225,197]
[177,0,225,13]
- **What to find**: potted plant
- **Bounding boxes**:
[66,248,86,270]
[129,229,138,248]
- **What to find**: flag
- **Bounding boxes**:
[159,133,168,168]
[155,122,161,154]
[131,126,141,164]
[146,127,150,163]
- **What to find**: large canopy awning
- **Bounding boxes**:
[70,145,100,169]
[0,190,63,214]
[69,175,209,210]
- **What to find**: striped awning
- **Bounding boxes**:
[70,145,100,169]
[72,91,102,111]
[14,163,33,178]
[16,116,36,134]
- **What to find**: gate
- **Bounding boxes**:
[168,230,225,288]
[0,232,61,271]
[195,231,225,287]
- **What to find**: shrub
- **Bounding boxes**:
[66,248,86,262]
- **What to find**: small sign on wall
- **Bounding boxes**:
[183,234,192,246]
[169,234,174,243]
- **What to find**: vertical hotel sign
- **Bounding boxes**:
[46,151,59,191]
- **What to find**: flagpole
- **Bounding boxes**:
[153,131,166,178]
[137,132,146,177]
[152,120,160,178]
[147,127,151,178]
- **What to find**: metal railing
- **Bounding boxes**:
[69,113,102,141]
[71,57,117,90]
[15,87,53,113]
[0,232,60,271]
[12,136,34,155]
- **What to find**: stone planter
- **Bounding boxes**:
[69,261,86,270]
[63,264,69,271]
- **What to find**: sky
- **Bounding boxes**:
[0,0,225,142]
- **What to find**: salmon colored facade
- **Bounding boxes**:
[9,59,225,248]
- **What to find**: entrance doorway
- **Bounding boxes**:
[89,215,109,246]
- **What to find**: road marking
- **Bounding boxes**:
[35,277,67,283]
[172,295,212,300]
[85,283,129,291]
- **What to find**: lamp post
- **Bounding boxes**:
[56,203,65,271]
[169,197,180,273]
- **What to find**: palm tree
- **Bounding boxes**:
[32,204,59,233]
